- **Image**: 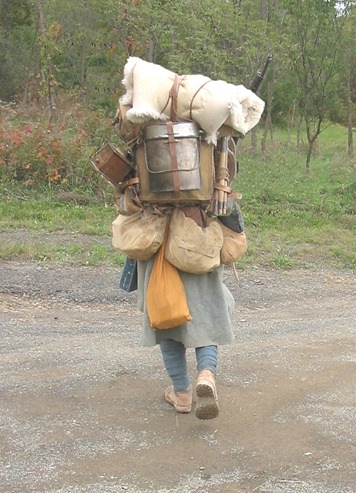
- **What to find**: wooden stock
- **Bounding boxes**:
[218,137,228,215]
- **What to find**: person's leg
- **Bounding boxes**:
[195,345,218,374]
[160,339,190,391]
[195,345,219,420]
[160,339,192,413]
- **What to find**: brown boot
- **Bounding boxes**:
[195,370,219,420]
[164,385,192,413]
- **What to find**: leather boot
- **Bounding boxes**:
[164,385,192,413]
[195,369,219,420]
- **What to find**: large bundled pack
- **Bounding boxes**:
[94,57,265,212]
[93,57,266,276]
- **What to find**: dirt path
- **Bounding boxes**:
[0,260,355,493]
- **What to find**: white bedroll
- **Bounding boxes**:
[120,56,265,145]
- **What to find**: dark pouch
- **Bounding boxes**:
[119,258,138,292]
[218,202,245,233]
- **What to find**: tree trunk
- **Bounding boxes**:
[36,0,56,122]
[260,0,268,21]
[251,127,258,156]
[306,140,313,174]
[79,40,87,87]
[287,100,296,148]
[305,116,322,173]
[261,77,274,160]
[347,71,354,159]
[148,32,156,63]
[296,115,303,153]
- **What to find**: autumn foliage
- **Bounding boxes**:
[0,93,116,189]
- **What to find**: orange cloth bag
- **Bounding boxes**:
[146,218,192,330]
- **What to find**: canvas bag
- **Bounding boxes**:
[164,208,223,274]
[219,221,248,264]
[112,211,167,260]
[116,180,143,216]
[146,219,192,330]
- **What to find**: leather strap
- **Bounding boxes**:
[166,120,180,198]
[213,183,232,194]
[215,165,230,182]
[189,80,212,120]
[120,176,140,191]
[181,206,206,227]
[169,74,181,122]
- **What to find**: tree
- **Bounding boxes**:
[282,0,352,172]
[340,4,356,158]
[0,0,32,30]
[35,0,58,122]
[0,0,33,100]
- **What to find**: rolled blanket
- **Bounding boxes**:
[120,57,265,144]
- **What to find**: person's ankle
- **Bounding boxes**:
[175,384,192,394]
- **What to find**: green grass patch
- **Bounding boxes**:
[0,189,117,235]
[0,238,126,266]
[231,128,355,269]
[1,125,355,269]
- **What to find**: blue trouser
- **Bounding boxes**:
[160,339,218,392]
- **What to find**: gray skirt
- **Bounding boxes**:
[137,258,235,348]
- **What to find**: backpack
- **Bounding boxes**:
[112,79,238,212]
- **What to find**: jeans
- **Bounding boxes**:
[160,339,218,392]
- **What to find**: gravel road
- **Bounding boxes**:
[0,259,355,493]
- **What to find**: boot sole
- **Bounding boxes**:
[195,383,219,420]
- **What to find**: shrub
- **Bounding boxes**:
[0,92,117,190]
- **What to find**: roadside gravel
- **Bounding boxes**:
[0,259,355,493]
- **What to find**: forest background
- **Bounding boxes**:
[0,0,355,269]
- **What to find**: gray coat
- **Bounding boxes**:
[137,258,235,348]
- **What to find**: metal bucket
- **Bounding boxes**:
[144,121,201,193]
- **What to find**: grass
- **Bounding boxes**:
[0,231,126,266]
[233,125,355,269]
[0,125,355,269]
[0,187,126,266]
[0,190,115,234]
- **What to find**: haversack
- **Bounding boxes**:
[164,208,223,274]
[112,211,168,260]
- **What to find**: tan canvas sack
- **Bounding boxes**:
[164,208,223,274]
[116,180,143,216]
[112,211,168,260]
[219,221,248,264]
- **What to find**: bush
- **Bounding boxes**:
[0,92,118,190]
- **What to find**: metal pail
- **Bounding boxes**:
[144,121,201,193]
